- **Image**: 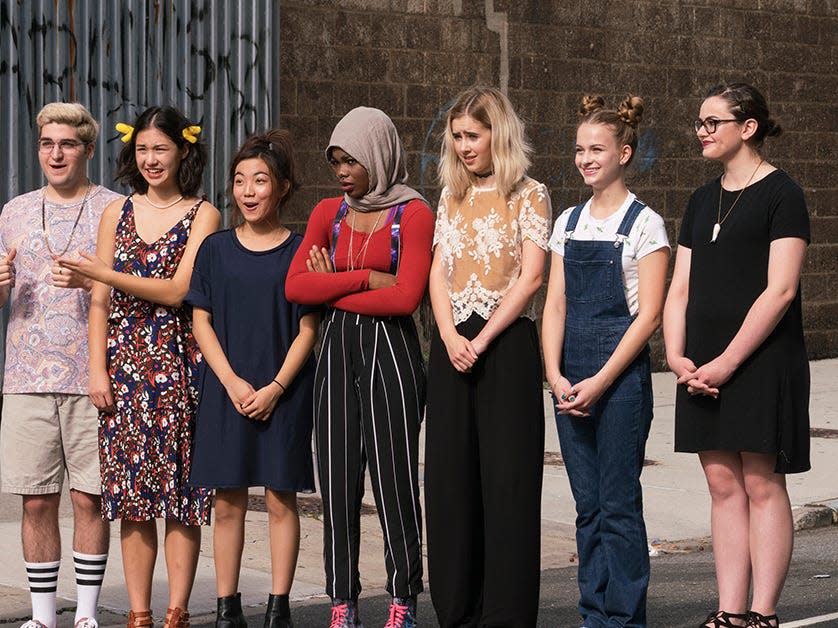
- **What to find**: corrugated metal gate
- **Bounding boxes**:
[0,0,281,216]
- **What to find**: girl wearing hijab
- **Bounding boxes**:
[286,106,434,628]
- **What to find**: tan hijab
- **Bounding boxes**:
[326,106,425,212]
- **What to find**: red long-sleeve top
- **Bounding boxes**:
[285,197,434,317]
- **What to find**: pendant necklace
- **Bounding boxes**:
[144,193,184,209]
[712,159,763,243]
[347,209,384,271]
[41,182,92,257]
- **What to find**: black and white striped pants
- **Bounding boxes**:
[314,308,425,600]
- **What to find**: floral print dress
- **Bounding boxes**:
[99,196,211,524]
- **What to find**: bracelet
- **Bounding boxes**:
[271,379,286,392]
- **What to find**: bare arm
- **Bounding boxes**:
[470,239,546,355]
[679,237,807,390]
[192,307,256,416]
[428,246,478,372]
[60,200,221,307]
[88,205,119,412]
[541,252,571,400]
[559,247,669,415]
[242,311,321,420]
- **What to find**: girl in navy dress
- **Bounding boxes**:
[541,95,669,628]
[187,130,319,628]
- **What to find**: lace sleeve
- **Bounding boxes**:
[518,180,551,250]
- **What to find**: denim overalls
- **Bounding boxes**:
[556,199,653,628]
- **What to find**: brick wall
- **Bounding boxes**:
[279,0,838,368]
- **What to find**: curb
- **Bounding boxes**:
[793,497,838,531]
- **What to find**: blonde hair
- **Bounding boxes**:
[439,86,531,199]
[36,102,99,143]
[578,94,644,166]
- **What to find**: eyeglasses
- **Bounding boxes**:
[693,118,739,134]
[37,139,88,153]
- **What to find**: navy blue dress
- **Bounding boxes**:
[187,229,316,492]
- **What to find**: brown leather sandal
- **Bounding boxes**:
[748,611,779,627]
[127,610,153,628]
[163,607,190,628]
[702,610,750,627]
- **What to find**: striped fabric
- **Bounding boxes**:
[314,309,425,600]
[25,561,59,594]
[73,551,106,586]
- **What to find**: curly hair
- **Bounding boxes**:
[577,94,645,166]
[115,106,207,196]
[227,129,300,227]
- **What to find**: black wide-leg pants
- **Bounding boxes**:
[425,314,545,627]
[314,308,425,600]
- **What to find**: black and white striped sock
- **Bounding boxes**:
[25,559,59,628]
[73,551,107,623]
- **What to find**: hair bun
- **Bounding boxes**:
[765,118,783,138]
[616,95,644,128]
[579,95,605,118]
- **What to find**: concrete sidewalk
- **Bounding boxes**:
[1,360,836,626]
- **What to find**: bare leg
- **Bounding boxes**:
[21,494,61,562]
[213,489,247,597]
[699,451,750,624]
[266,489,299,595]
[121,520,158,612]
[70,489,109,554]
[743,452,792,616]
[163,519,201,610]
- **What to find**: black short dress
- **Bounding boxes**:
[674,170,811,473]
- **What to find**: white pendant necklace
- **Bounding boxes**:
[712,159,764,243]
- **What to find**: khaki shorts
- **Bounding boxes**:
[0,393,101,495]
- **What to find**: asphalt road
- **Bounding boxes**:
[202,526,838,628]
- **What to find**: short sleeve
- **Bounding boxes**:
[548,207,573,256]
[518,181,551,250]
[769,177,810,243]
[630,208,670,260]
[185,236,213,312]
[432,189,450,248]
[677,193,698,249]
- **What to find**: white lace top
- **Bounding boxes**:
[433,176,551,324]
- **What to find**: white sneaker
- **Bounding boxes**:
[20,621,50,628]
[74,618,99,628]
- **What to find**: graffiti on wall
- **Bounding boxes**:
[0,1,279,215]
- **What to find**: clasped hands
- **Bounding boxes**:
[670,355,735,399]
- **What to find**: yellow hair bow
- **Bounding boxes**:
[115,122,134,143]
[182,125,201,144]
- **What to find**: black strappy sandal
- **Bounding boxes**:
[748,611,779,627]
[702,610,750,627]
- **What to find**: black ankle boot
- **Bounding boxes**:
[263,594,292,628]
[216,593,248,628]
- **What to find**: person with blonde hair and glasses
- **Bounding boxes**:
[664,83,809,628]
[542,94,669,628]
[424,86,551,627]
[0,102,120,628]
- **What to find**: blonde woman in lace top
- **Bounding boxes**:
[424,86,551,628]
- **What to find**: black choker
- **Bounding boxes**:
[475,170,494,179]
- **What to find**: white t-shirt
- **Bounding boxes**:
[548,192,669,316]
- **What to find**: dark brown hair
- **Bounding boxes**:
[227,129,299,226]
[115,106,207,196]
[704,83,782,146]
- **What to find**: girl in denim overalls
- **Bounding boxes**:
[542,95,670,628]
